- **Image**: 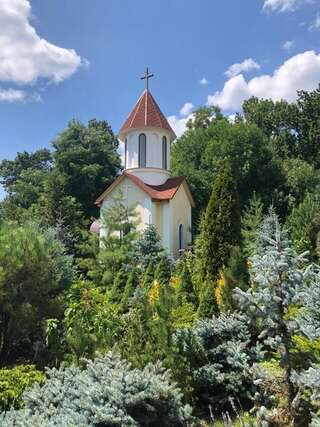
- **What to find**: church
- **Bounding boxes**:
[93,69,195,257]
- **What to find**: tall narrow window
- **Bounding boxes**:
[179,224,184,252]
[139,133,146,168]
[162,136,167,169]
[124,138,127,169]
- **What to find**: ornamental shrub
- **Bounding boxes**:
[176,313,258,414]
[0,365,44,411]
[1,352,193,426]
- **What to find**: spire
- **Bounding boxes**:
[119,69,176,138]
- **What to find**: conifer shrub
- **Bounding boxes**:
[176,313,258,415]
[1,352,193,426]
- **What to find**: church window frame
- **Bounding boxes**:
[139,133,146,168]
[178,224,184,252]
[162,136,168,169]
[124,137,127,169]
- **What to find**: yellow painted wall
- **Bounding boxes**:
[170,184,192,256]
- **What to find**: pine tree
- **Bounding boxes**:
[1,352,193,426]
[177,263,196,304]
[154,256,172,285]
[216,246,249,312]
[235,209,313,423]
[119,270,137,312]
[134,224,165,269]
[109,268,127,304]
[97,189,140,287]
[241,194,264,258]
[142,263,155,291]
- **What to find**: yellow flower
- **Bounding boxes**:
[148,280,161,305]
[215,271,226,311]
[170,275,181,291]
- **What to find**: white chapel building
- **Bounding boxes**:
[93,71,195,257]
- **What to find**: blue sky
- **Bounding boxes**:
[0,0,319,174]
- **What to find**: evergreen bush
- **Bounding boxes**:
[1,352,193,426]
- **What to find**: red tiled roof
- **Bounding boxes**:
[95,171,195,206]
[119,90,176,137]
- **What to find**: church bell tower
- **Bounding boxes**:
[118,68,176,186]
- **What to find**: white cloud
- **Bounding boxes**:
[0,88,26,102]
[199,77,209,85]
[263,0,313,12]
[0,0,84,86]
[225,58,261,78]
[309,14,320,30]
[168,114,193,138]
[179,102,194,117]
[208,50,320,112]
[282,40,296,50]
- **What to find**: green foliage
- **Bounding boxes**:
[98,190,140,286]
[282,158,320,209]
[52,119,121,219]
[195,161,241,283]
[287,193,320,261]
[243,86,320,168]
[64,280,123,361]
[133,223,165,269]
[1,352,193,426]
[0,221,74,364]
[241,194,264,259]
[0,120,121,252]
[171,112,282,227]
[235,209,314,416]
[176,313,258,414]
[0,365,44,411]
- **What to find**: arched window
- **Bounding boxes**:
[178,224,184,252]
[124,138,127,169]
[162,136,167,169]
[139,133,146,168]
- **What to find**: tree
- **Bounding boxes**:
[241,194,264,258]
[119,270,138,312]
[287,193,320,261]
[195,161,241,283]
[175,313,257,415]
[235,210,314,423]
[52,119,121,220]
[243,97,299,158]
[171,112,282,229]
[0,149,52,221]
[0,149,52,191]
[243,86,320,168]
[1,352,193,426]
[133,224,165,269]
[97,190,140,287]
[0,221,74,364]
[296,86,320,168]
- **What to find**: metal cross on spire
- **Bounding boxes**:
[140,67,154,91]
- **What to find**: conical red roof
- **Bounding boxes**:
[119,89,175,137]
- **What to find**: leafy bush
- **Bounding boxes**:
[1,352,193,426]
[0,365,44,411]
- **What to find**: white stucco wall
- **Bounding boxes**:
[126,168,170,185]
[120,127,172,172]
